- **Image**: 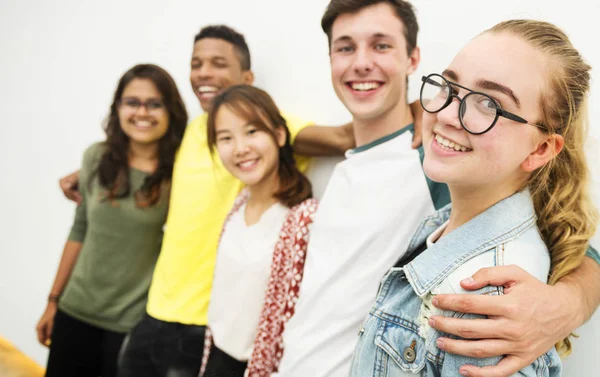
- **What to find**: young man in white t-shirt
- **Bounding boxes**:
[275,1,600,377]
[274,2,439,377]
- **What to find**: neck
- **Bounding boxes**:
[247,168,280,208]
[444,180,526,236]
[128,141,159,173]
[353,100,413,147]
[128,141,159,160]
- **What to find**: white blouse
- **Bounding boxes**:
[208,201,289,361]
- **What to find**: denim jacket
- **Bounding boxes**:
[349,190,561,377]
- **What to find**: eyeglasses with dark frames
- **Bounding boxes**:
[419,73,546,135]
[119,97,166,114]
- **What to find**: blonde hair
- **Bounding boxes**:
[488,20,598,356]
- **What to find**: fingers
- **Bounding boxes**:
[59,170,81,204]
[71,192,83,205]
[409,100,424,149]
[36,322,48,347]
[59,177,82,204]
[459,355,529,377]
[411,127,423,149]
[436,337,512,360]
[429,316,512,340]
[36,324,45,345]
[460,266,530,291]
[432,293,510,317]
[44,321,53,347]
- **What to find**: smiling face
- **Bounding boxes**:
[189,38,253,112]
[214,104,285,188]
[329,2,418,122]
[422,32,554,194]
[118,78,169,146]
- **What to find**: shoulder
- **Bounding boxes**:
[289,198,318,222]
[83,141,105,158]
[229,189,250,215]
[279,199,318,238]
[501,226,550,282]
[189,113,208,127]
[180,114,208,142]
[82,142,106,169]
[440,226,550,295]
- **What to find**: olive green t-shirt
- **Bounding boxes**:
[59,142,168,333]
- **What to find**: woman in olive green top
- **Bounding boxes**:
[36,64,187,377]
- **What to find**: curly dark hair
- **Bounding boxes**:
[92,64,188,207]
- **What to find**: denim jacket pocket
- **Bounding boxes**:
[375,319,426,374]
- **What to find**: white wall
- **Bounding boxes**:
[0,0,598,374]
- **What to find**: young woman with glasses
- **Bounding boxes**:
[35,64,187,377]
[349,19,597,377]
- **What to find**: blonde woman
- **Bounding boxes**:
[350,19,597,376]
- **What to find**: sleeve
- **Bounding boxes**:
[440,328,559,377]
[585,245,600,265]
[281,112,314,144]
[439,243,560,376]
[67,142,102,243]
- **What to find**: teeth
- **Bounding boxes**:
[351,82,380,91]
[435,134,470,152]
[238,160,257,168]
[134,121,152,128]
[198,86,218,93]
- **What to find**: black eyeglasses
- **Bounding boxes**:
[119,98,166,114]
[419,74,545,135]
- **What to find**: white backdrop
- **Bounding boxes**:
[1,0,598,375]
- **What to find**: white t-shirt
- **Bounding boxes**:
[275,126,449,377]
[208,201,289,361]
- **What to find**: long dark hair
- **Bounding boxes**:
[207,85,312,208]
[92,64,188,207]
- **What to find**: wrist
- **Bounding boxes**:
[48,293,61,304]
[554,280,586,328]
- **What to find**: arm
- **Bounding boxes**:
[292,122,354,156]
[35,240,83,346]
[428,258,600,377]
[59,170,81,205]
[37,148,93,346]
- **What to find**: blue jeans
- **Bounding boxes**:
[118,313,205,377]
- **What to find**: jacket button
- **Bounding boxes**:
[403,347,416,363]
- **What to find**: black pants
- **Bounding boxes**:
[45,309,127,377]
[118,313,205,377]
[202,343,247,377]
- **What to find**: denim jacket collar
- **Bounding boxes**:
[403,189,537,297]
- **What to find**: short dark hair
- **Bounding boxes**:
[194,25,251,71]
[321,0,419,54]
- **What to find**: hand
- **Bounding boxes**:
[409,100,424,149]
[429,265,583,377]
[59,170,81,205]
[36,303,58,347]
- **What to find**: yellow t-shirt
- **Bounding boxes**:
[146,113,312,325]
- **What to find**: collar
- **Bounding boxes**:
[346,123,414,156]
[403,189,537,297]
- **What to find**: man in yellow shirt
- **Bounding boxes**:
[120,25,358,377]
[59,25,360,377]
